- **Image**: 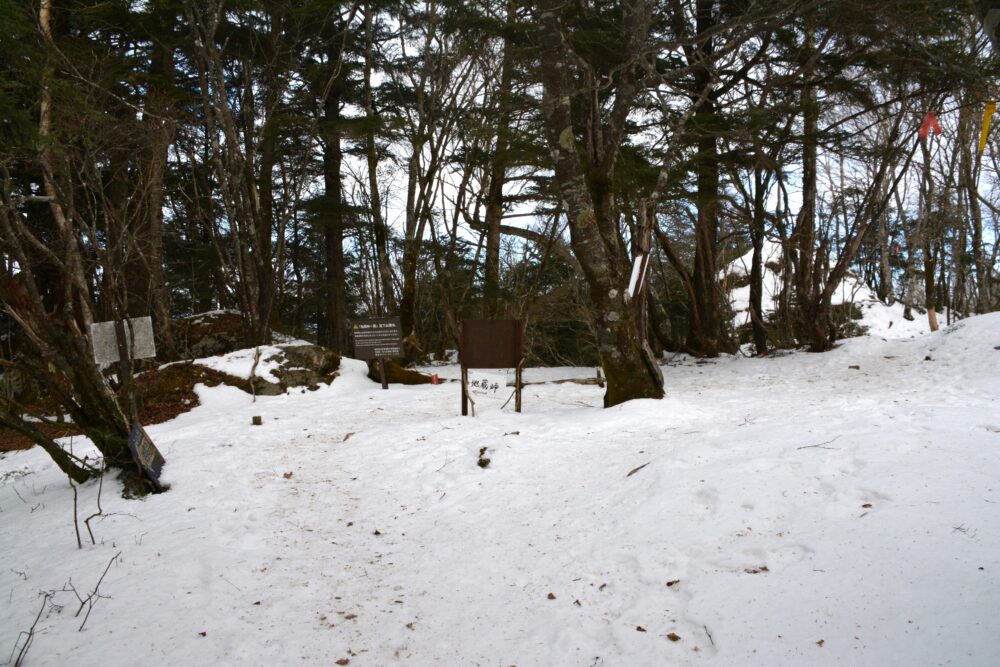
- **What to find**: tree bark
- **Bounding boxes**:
[687,0,723,356]
[364,5,396,315]
[483,0,516,318]
[322,85,348,353]
[535,0,663,407]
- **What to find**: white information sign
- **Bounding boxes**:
[91,316,157,364]
[467,370,509,404]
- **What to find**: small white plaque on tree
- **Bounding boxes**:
[91,316,157,364]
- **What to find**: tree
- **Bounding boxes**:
[532,0,664,406]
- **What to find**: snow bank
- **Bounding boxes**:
[725,240,941,339]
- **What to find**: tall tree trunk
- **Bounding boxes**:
[139,33,177,357]
[322,87,347,353]
[748,167,769,355]
[919,137,939,331]
[536,0,663,407]
[876,166,894,305]
[793,17,823,349]
[959,101,989,313]
[687,0,722,356]
[483,0,515,318]
[364,5,396,315]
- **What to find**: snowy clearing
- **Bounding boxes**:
[2,315,999,666]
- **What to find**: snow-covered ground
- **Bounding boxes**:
[2,314,999,666]
[725,240,943,339]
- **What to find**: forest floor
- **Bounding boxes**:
[1,313,998,666]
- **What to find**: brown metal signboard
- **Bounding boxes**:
[352,317,403,360]
[460,319,523,369]
[460,319,525,416]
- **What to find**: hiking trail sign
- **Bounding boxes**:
[351,316,403,389]
[90,316,165,488]
[128,421,165,487]
[460,319,524,416]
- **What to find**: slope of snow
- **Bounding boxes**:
[2,316,999,666]
[725,240,940,339]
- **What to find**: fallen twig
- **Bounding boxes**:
[10,592,50,667]
[797,436,841,450]
[84,465,106,545]
[73,551,121,631]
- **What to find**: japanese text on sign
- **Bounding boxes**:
[127,421,165,481]
[467,370,508,403]
[352,317,403,360]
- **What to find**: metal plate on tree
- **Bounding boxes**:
[352,317,403,360]
[460,320,524,369]
[127,421,165,481]
[91,316,156,364]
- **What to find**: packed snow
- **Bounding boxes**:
[2,314,999,666]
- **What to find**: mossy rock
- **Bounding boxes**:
[367,358,433,385]
[263,344,340,392]
[173,311,246,361]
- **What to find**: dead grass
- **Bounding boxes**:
[0,363,253,453]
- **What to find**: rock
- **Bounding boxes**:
[174,311,246,361]
[263,344,341,392]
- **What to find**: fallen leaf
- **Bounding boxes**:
[198,632,207,637]
[573,599,581,607]
[252,601,261,606]
[406,623,414,630]
[547,592,556,600]
[282,471,293,479]
[636,626,647,632]
[666,633,681,642]
[336,659,351,665]
[744,566,769,574]
[666,580,680,587]
[342,432,355,442]
[848,365,860,370]
[626,462,650,478]
[373,529,381,536]
[861,503,872,508]
[598,583,607,591]
[816,639,825,647]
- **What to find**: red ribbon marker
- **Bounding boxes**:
[918,111,942,139]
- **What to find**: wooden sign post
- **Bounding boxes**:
[460,319,524,416]
[351,316,403,389]
[90,316,165,490]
